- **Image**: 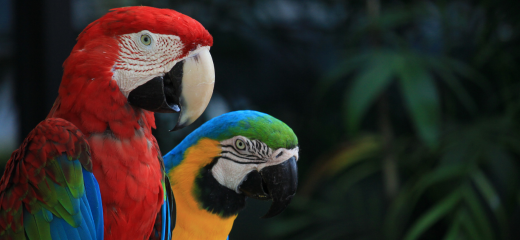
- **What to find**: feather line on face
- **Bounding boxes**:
[212,136,299,193]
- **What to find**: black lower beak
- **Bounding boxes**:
[238,157,298,218]
[128,60,184,114]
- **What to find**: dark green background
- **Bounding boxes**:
[1,0,520,239]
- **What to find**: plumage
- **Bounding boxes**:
[162,111,299,239]
[49,7,212,238]
[1,6,214,240]
[0,118,103,240]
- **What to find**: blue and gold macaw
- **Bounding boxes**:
[162,110,299,239]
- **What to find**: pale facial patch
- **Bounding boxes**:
[211,136,299,193]
[112,30,204,97]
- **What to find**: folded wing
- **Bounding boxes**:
[0,118,103,240]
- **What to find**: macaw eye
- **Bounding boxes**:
[235,139,246,150]
[140,34,152,46]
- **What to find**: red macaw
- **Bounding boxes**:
[0,6,214,240]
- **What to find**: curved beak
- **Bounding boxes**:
[128,47,215,131]
[238,157,298,218]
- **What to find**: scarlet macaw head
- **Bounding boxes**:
[61,6,214,130]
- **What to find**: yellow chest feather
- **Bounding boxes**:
[168,138,237,239]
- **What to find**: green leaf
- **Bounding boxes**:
[458,209,483,240]
[443,212,462,240]
[472,171,508,239]
[345,51,395,133]
[426,57,477,114]
[442,57,489,91]
[396,54,440,148]
[403,191,461,240]
[300,135,381,195]
[462,185,495,240]
[323,135,381,177]
[412,164,468,192]
[317,52,370,100]
[336,160,380,192]
[385,164,467,240]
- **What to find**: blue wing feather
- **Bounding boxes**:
[166,196,171,240]
[161,197,166,240]
[24,165,104,240]
[49,167,103,240]
[157,193,172,240]
[0,119,103,239]
[153,175,174,240]
[83,168,104,240]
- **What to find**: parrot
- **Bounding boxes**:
[0,6,215,240]
[162,110,299,239]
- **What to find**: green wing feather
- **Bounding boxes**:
[0,118,92,239]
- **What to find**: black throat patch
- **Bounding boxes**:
[193,158,247,218]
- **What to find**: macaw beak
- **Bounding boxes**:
[238,157,298,218]
[127,47,215,131]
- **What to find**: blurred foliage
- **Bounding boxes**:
[267,1,520,240]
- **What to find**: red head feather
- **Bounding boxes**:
[77,6,213,56]
[54,6,212,138]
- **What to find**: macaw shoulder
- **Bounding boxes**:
[163,137,220,172]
